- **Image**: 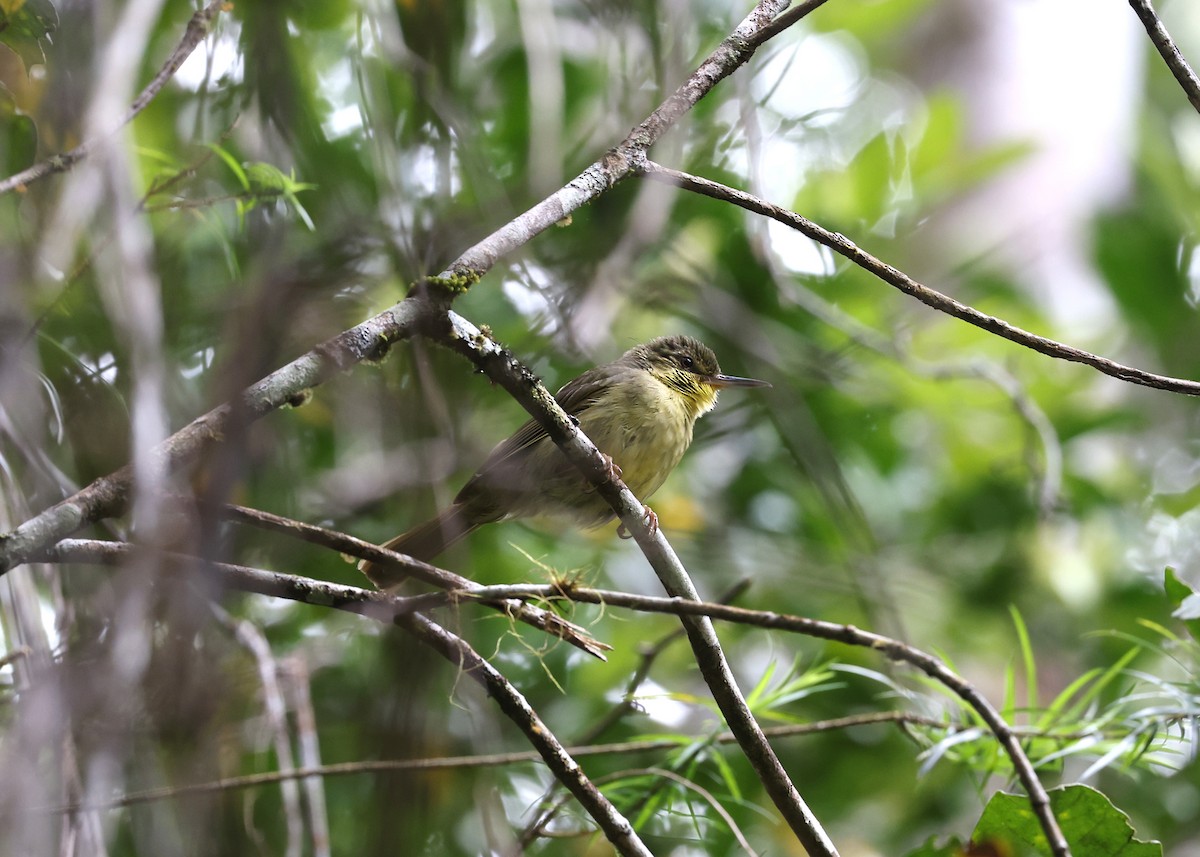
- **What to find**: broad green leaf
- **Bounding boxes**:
[972,786,1161,857]
[0,0,56,66]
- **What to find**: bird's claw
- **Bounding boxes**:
[603,453,623,483]
[617,505,658,539]
[587,454,623,494]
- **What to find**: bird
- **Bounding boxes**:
[360,335,769,587]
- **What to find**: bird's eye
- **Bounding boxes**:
[677,354,694,370]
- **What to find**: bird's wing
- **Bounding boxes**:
[453,370,611,505]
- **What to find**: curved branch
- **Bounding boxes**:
[38,539,1069,856]
[1129,0,1200,114]
[0,0,228,196]
[638,161,1200,397]
[432,582,1072,857]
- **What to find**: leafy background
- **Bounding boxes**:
[1,0,1199,855]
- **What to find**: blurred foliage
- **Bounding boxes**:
[1,0,1200,855]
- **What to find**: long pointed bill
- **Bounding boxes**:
[709,373,771,389]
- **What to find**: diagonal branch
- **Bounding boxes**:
[425,309,839,857]
[638,160,1200,397]
[396,611,653,857]
[1129,0,1200,114]
[0,0,822,574]
[517,578,752,848]
[446,0,795,281]
[0,0,228,196]
[0,298,428,574]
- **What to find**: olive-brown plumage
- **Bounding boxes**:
[361,335,768,587]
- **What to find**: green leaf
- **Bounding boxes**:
[0,84,36,175]
[207,143,249,190]
[1163,567,1200,640]
[972,786,1161,857]
[0,0,57,66]
[1163,567,1192,607]
[1010,606,1037,713]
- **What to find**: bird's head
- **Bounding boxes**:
[631,335,770,417]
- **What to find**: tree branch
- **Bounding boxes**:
[438,581,1073,857]
[0,0,826,574]
[395,611,653,857]
[39,538,646,851]
[217,503,611,658]
[0,295,428,574]
[33,712,941,815]
[0,0,228,196]
[446,0,796,281]
[638,160,1200,397]
[425,310,840,857]
[517,578,753,848]
[42,537,609,661]
[1129,0,1200,114]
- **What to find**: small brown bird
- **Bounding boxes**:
[360,335,769,587]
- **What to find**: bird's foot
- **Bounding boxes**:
[617,505,659,539]
[586,454,623,494]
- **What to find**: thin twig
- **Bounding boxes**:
[0,0,228,195]
[627,767,760,856]
[213,605,306,857]
[638,160,1200,398]
[280,658,332,857]
[1129,0,1200,114]
[41,537,609,661]
[215,503,609,658]
[32,712,945,815]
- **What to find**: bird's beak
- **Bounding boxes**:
[709,373,771,389]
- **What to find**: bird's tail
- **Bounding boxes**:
[359,505,479,589]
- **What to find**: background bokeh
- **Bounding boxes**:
[2,0,1199,854]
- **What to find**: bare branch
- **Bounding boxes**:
[518,578,753,848]
[0,0,228,195]
[1129,0,1200,114]
[219,503,612,658]
[0,0,825,575]
[42,537,609,661]
[34,713,948,818]
[38,541,647,849]
[446,0,796,281]
[397,611,653,857]
[0,295,428,574]
[426,310,839,857]
[638,160,1200,398]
